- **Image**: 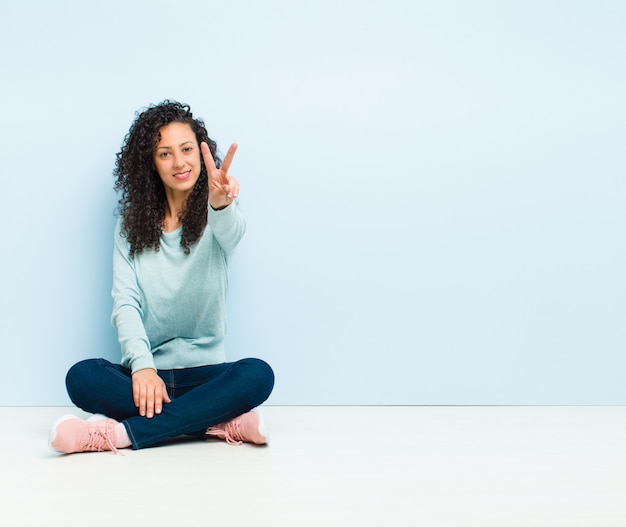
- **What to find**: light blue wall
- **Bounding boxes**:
[1,0,624,405]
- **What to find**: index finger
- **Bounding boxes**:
[220,143,238,175]
[201,142,217,172]
[132,380,140,408]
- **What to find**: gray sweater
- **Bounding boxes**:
[111,203,245,373]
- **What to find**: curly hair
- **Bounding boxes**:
[113,100,221,257]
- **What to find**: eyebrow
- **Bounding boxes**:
[156,141,195,150]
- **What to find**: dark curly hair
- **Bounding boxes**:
[113,100,221,257]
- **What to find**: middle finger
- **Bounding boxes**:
[146,390,155,418]
[220,143,238,175]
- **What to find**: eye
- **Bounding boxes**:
[183,146,194,153]
[158,151,171,159]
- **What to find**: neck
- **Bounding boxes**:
[162,193,187,233]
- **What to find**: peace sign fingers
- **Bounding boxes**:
[201,141,240,210]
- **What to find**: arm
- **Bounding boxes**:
[110,219,170,417]
[207,199,246,255]
[202,141,246,254]
[110,219,153,372]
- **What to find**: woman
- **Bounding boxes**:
[49,101,274,453]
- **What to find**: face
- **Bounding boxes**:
[153,122,202,197]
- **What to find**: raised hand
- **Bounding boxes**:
[201,142,240,210]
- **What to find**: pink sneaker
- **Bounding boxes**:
[49,414,121,454]
[206,409,269,446]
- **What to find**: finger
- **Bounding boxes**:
[139,386,147,417]
[228,178,240,199]
[201,142,217,173]
[154,381,170,414]
[154,391,163,416]
[220,143,238,175]
[155,386,171,414]
[133,381,140,408]
[146,389,155,419]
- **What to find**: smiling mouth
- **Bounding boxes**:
[174,171,191,180]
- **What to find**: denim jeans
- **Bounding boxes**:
[65,358,275,449]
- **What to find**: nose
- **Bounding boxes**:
[173,151,185,169]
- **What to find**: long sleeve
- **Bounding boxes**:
[207,200,246,256]
[110,218,155,373]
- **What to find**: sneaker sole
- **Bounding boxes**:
[253,409,270,445]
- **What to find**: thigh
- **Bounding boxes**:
[169,358,275,410]
[163,362,233,398]
[66,358,138,421]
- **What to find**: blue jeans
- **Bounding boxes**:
[65,358,275,449]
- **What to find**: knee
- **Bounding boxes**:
[244,358,275,402]
[65,359,99,405]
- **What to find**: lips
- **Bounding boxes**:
[174,170,191,181]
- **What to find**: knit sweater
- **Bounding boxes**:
[110,203,245,373]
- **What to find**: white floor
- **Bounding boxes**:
[1,406,625,527]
